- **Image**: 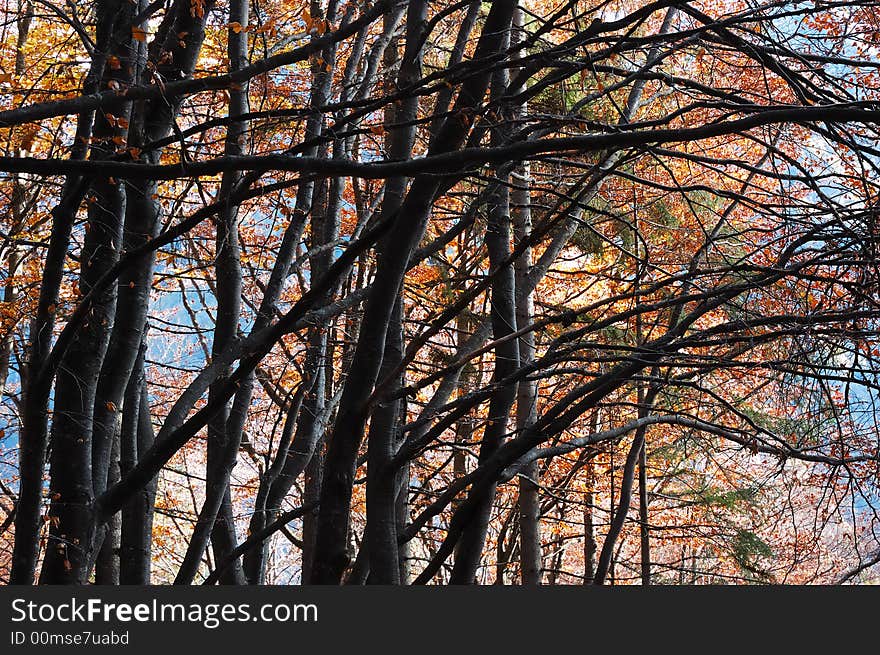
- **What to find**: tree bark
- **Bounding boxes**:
[312,0,519,585]
[510,4,540,587]
[175,0,249,585]
[449,15,518,584]
[365,0,425,586]
[119,339,156,584]
[9,0,114,585]
[40,0,138,583]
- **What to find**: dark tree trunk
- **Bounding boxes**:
[510,4,540,587]
[239,0,351,585]
[94,431,120,585]
[594,388,657,585]
[364,0,425,586]
[300,443,324,584]
[583,460,596,585]
[119,339,156,584]
[638,438,651,585]
[175,0,249,585]
[313,0,518,585]
[40,0,138,582]
[449,18,518,584]
[9,1,113,585]
[0,0,32,399]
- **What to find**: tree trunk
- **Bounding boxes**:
[119,339,156,584]
[174,0,249,586]
[312,0,518,585]
[449,16,518,584]
[638,438,651,585]
[364,1,424,586]
[94,431,120,585]
[9,0,114,585]
[40,0,138,582]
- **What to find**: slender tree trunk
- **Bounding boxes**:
[240,0,354,585]
[312,0,518,585]
[510,4,540,587]
[593,389,657,585]
[582,460,596,585]
[365,1,424,586]
[9,0,115,585]
[395,450,411,584]
[300,443,324,584]
[0,0,33,398]
[205,0,250,585]
[365,296,404,584]
[94,432,120,584]
[638,438,650,585]
[40,0,139,583]
[119,338,156,584]
[89,0,152,576]
[175,0,249,585]
[449,16,518,584]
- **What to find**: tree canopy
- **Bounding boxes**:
[0,0,879,585]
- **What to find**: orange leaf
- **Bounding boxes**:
[20,125,38,151]
[132,26,147,42]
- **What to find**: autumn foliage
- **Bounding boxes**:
[0,0,878,585]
